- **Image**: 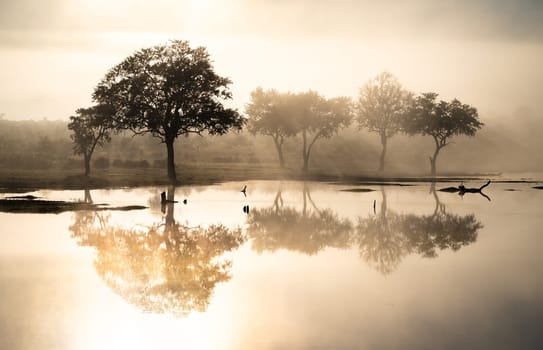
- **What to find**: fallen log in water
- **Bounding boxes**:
[438,180,491,201]
[439,180,491,193]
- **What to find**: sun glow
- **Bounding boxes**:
[74,310,220,350]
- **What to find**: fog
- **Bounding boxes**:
[1,115,542,175]
[0,0,542,122]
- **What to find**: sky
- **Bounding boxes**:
[0,0,542,121]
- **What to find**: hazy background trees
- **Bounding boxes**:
[2,111,542,176]
[356,72,412,171]
[93,40,245,183]
[295,92,352,172]
[246,88,298,168]
[67,105,114,176]
[246,89,352,172]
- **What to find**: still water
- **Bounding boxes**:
[1,180,542,349]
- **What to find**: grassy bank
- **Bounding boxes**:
[0,164,299,191]
[0,163,504,193]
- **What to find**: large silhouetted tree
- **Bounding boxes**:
[403,93,483,176]
[68,104,114,176]
[294,91,352,173]
[93,40,245,183]
[356,72,412,171]
[246,88,298,168]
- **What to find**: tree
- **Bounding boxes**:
[294,91,352,172]
[356,72,412,171]
[245,88,298,168]
[68,104,113,176]
[403,93,483,176]
[93,40,245,183]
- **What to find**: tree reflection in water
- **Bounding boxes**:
[69,187,245,317]
[247,182,483,275]
[354,184,483,274]
[355,187,410,274]
[247,182,352,255]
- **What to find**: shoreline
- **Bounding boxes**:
[0,166,538,193]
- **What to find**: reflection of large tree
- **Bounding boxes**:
[247,182,352,255]
[70,188,245,317]
[355,185,483,274]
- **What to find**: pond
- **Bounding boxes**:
[1,180,543,350]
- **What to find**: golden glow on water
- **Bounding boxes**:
[1,180,543,349]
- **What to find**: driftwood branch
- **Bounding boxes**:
[439,180,491,201]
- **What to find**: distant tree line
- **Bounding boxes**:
[2,40,490,180]
[247,72,482,176]
[66,40,483,181]
[2,112,542,176]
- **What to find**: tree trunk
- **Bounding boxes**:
[165,137,177,183]
[302,131,309,173]
[84,153,91,177]
[429,146,440,177]
[302,155,309,173]
[379,133,387,172]
[273,137,285,168]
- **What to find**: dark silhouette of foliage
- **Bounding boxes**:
[403,93,483,176]
[401,186,482,258]
[93,40,245,183]
[246,88,299,168]
[356,72,412,171]
[67,104,114,176]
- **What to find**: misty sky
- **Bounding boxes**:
[0,0,542,120]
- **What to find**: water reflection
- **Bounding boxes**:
[247,182,352,255]
[354,184,483,274]
[69,183,484,317]
[354,187,409,274]
[83,188,92,204]
[69,187,245,317]
[248,182,483,274]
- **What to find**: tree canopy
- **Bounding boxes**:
[403,93,483,176]
[93,40,245,182]
[68,104,114,176]
[246,88,299,167]
[293,91,352,172]
[356,72,412,171]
